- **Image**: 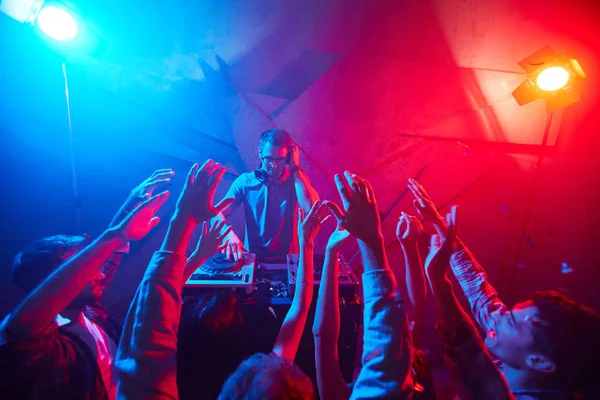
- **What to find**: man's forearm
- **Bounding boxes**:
[429,276,467,335]
[313,248,341,342]
[7,230,126,337]
[358,232,389,273]
[162,215,197,257]
[401,243,426,313]
[273,242,314,361]
[292,169,319,211]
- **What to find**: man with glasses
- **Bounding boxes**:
[215,128,319,261]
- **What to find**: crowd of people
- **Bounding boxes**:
[1,128,600,400]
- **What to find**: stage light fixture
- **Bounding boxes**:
[1,0,79,41]
[37,4,77,40]
[512,46,586,111]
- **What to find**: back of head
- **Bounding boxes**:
[12,235,90,293]
[177,292,246,400]
[530,291,600,394]
[259,128,293,151]
[218,353,315,400]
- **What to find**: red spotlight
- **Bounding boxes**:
[512,46,586,111]
[536,66,569,91]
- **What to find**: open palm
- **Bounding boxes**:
[117,191,170,241]
[326,227,351,253]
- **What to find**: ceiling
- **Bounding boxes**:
[1,0,599,316]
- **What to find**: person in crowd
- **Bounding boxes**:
[311,201,353,400]
[214,128,319,261]
[218,200,330,400]
[116,160,328,400]
[0,169,173,400]
[177,291,247,400]
[323,171,415,399]
[396,213,436,399]
[409,178,600,399]
[422,205,516,399]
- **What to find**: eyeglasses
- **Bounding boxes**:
[260,155,287,165]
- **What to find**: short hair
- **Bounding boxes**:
[259,128,293,151]
[177,292,247,400]
[529,291,600,393]
[218,353,315,400]
[12,235,91,293]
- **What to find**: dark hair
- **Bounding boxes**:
[177,292,247,400]
[529,291,600,393]
[218,353,315,400]
[259,128,293,151]
[12,235,91,293]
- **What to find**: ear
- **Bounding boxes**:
[525,353,556,374]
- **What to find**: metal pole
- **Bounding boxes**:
[62,62,82,233]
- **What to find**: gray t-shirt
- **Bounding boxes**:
[224,171,298,260]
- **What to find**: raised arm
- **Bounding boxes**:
[396,212,427,345]
[424,206,515,400]
[289,144,319,212]
[327,172,413,399]
[408,178,507,332]
[4,192,169,339]
[101,169,173,291]
[312,221,352,400]
[214,174,247,261]
[116,160,231,400]
[272,201,329,361]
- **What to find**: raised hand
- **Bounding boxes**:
[113,191,170,241]
[110,169,174,227]
[424,205,458,282]
[408,178,445,226]
[324,171,381,244]
[396,212,424,247]
[298,200,331,246]
[175,160,233,223]
[185,220,232,277]
[289,144,301,168]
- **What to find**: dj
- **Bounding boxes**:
[213,128,319,262]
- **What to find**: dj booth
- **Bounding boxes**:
[182,253,363,383]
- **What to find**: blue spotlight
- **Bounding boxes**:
[36,4,78,40]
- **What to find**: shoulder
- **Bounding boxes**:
[231,172,263,189]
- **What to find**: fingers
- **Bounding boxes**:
[148,217,161,231]
[208,165,227,190]
[137,191,170,214]
[186,164,199,186]
[305,200,322,220]
[151,168,174,177]
[202,221,208,235]
[408,184,426,206]
[225,242,232,260]
[363,178,376,205]
[319,215,332,225]
[145,178,171,192]
[195,160,216,187]
[430,234,442,251]
[323,200,345,222]
[343,171,359,196]
[334,174,352,209]
[214,198,235,214]
[446,205,458,243]
[353,174,367,195]
[233,242,242,261]
[217,225,233,242]
[396,216,406,238]
[407,214,424,233]
[298,208,305,224]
